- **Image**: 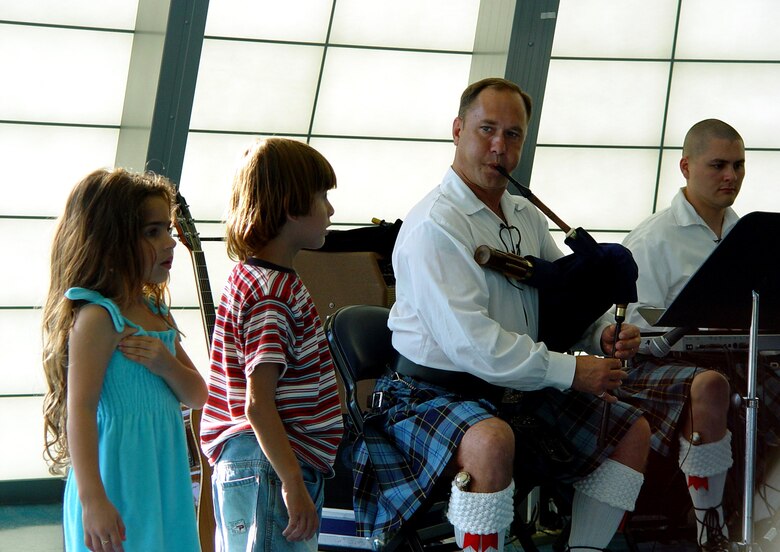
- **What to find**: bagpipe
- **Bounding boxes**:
[475,166,638,355]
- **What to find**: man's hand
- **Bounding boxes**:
[600,323,641,360]
[572,355,627,403]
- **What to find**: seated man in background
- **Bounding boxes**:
[616,119,780,551]
[351,77,651,552]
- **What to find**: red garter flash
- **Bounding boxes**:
[463,532,499,552]
[688,475,709,491]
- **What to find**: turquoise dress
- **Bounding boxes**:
[62,288,200,552]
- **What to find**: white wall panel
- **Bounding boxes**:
[0,25,132,124]
[313,48,470,139]
[330,0,479,51]
[552,0,677,59]
[0,125,119,216]
[0,0,138,29]
[204,0,332,42]
[677,0,780,60]
[190,40,324,133]
[0,220,55,307]
[665,63,780,150]
[0,310,45,394]
[531,147,661,231]
[311,137,456,223]
[538,60,669,146]
[0,397,53,480]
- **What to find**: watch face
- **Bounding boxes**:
[454,471,471,491]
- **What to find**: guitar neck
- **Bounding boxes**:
[191,249,217,349]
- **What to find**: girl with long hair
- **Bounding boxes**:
[43,168,207,551]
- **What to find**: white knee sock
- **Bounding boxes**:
[446,480,514,552]
[678,431,733,545]
[568,459,644,550]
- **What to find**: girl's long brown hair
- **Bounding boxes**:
[42,168,175,475]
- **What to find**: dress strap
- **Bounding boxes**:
[64,287,141,333]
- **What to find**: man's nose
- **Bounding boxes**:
[491,134,506,154]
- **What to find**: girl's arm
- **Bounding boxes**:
[117,329,207,409]
[67,304,127,549]
[245,363,320,542]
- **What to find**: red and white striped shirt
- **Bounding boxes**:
[200,258,343,475]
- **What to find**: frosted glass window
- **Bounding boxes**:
[330,0,479,51]
[0,310,45,394]
[0,0,138,29]
[737,151,780,214]
[0,220,55,307]
[0,397,52,479]
[530,147,661,231]
[190,40,323,133]
[169,223,231,307]
[313,48,470,139]
[537,60,670,146]
[171,309,211,379]
[552,0,677,59]
[180,133,292,221]
[676,0,780,60]
[0,24,132,124]
[656,150,686,211]
[204,0,332,42]
[0,125,119,216]
[311,137,456,223]
[665,63,780,150]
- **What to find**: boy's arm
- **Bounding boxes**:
[246,363,319,542]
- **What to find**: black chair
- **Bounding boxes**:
[325,304,564,552]
[324,304,457,552]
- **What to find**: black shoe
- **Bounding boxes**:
[696,506,731,552]
[699,534,730,552]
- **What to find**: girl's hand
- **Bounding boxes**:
[117,333,176,376]
[82,496,126,551]
[280,480,319,542]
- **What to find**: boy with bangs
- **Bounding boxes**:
[200,138,344,552]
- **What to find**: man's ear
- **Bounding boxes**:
[679,156,690,179]
[452,117,463,145]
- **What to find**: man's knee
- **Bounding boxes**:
[456,417,514,490]
[691,370,730,407]
[462,417,514,461]
[612,416,650,472]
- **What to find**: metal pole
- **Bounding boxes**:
[740,290,760,551]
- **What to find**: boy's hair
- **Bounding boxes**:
[42,168,176,474]
[225,138,337,262]
[458,77,533,123]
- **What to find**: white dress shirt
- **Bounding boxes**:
[623,188,740,333]
[388,168,611,391]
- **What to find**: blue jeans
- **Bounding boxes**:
[212,433,324,552]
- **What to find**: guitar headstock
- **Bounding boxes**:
[174,191,202,253]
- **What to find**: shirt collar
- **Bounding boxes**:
[670,187,740,236]
[441,167,529,219]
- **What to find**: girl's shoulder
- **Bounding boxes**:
[64,287,129,333]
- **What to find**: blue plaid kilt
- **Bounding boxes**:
[614,355,704,457]
[616,352,780,459]
[352,372,644,540]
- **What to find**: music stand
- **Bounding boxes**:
[655,211,780,331]
[653,211,780,551]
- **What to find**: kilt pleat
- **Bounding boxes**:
[352,371,645,540]
[615,355,703,457]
